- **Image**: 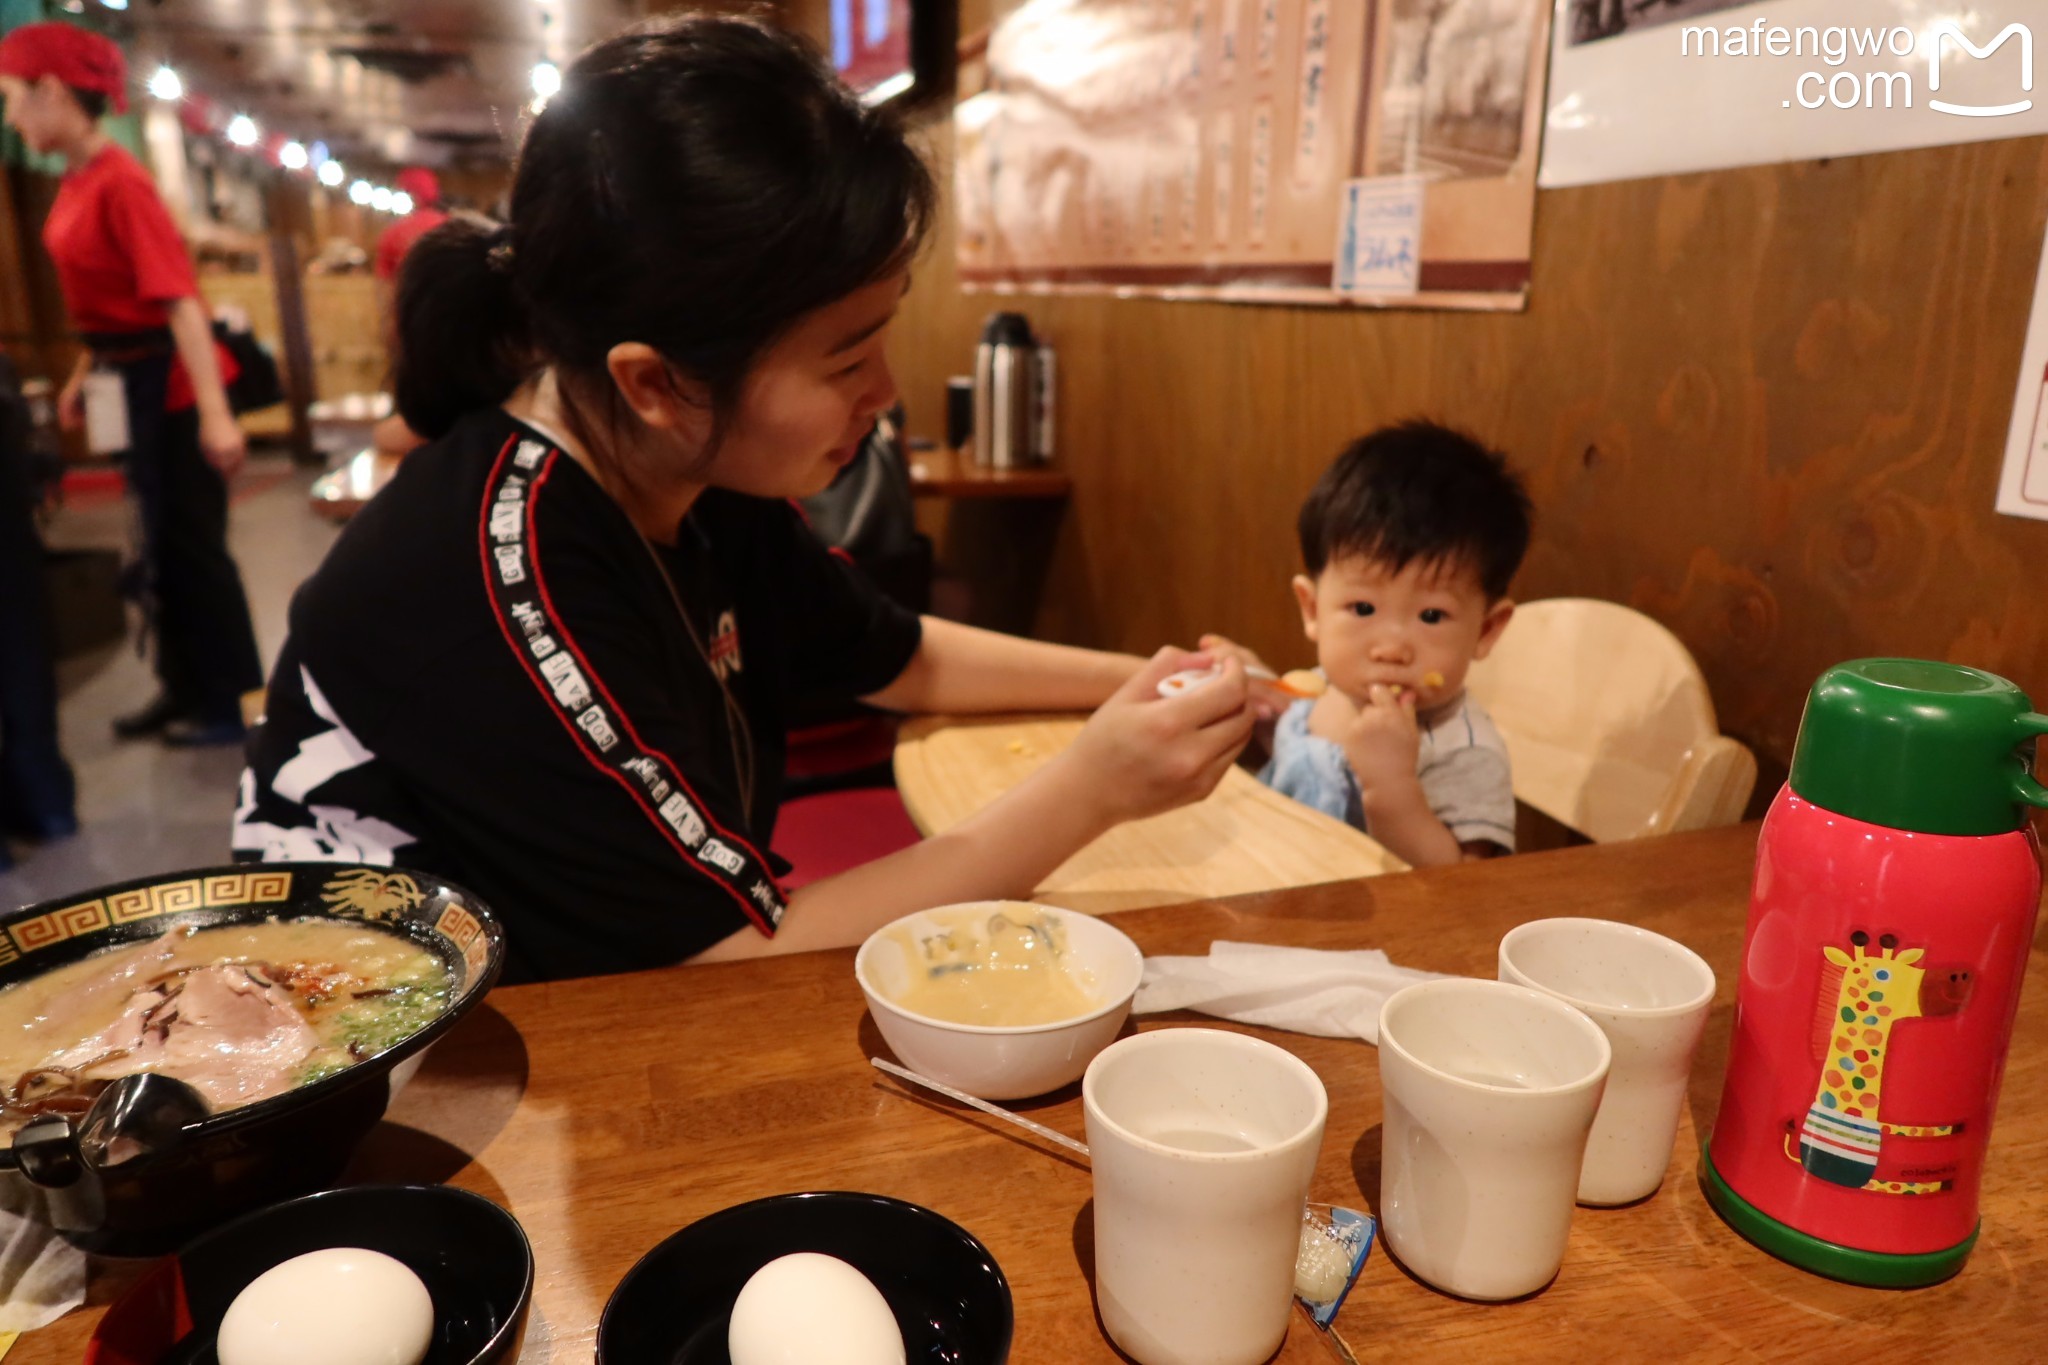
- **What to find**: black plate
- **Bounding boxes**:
[0,862,505,1253]
[88,1184,533,1365]
[597,1191,1013,1365]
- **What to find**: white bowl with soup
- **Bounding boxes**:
[856,903,1144,1100]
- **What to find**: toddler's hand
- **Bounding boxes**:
[1322,684,1422,795]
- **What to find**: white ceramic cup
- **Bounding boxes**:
[1376,979,1611,1301]
[1082,1028,1328,1365]
[1497,917,1717,1206]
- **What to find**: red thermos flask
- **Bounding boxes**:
[1704,660,2048,1286]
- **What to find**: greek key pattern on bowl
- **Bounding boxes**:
[436,904,491,976]
[6,871,296,962]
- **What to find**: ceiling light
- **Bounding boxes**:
[148,67,182,102]
[371,186,395,213]
[531,62,561,98]
[319,160,345,187]
[226,115,259,148]
[392,191,414,216]
[279,142,309,171]
[349,179,373,205]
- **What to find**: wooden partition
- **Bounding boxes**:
[300,274,387,400]
[808,0,2048,786]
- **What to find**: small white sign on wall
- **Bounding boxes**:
[1334,176,1424,298]
[1997,229,2048,523]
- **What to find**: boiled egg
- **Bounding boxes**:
[726,1252,905,1365]
[216,1247,434,1365]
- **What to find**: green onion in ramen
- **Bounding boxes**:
[0,919,451,1137]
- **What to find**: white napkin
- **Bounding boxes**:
[0,1188,87,1333]
[1132,941,1449,1044]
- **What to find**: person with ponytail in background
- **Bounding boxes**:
[0,23,262,748]
[365,166,447,459]
[234,16,1259,982]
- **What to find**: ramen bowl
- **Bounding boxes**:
[0,862,504,1255]
[855,902,1143,1100]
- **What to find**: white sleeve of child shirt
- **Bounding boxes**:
[1417,700,1516,852]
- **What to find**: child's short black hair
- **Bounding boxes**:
[69,87,107,120]
[1297,421,1532,599]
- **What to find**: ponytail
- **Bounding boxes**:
[392,213,532,439]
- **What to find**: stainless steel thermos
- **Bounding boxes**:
[971,312,1054,468]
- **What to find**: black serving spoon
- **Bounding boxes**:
[0,1073,210,1186]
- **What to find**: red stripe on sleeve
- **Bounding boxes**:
[478,438,776,935]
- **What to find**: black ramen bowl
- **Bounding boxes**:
[597,1191,1013,1365]
[0,862,504,1255]
[86,1184,533,1365]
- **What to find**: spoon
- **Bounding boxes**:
[78,1072,211,1167]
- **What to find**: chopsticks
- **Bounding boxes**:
[869,1057,1093,1159]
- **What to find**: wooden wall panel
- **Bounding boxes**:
[884,109,2048,779]
[779,1,2048,779]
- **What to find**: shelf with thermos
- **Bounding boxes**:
[915,312,1070,500]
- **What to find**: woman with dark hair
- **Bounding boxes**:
[0,23,264,748]
[235,16,1257,982]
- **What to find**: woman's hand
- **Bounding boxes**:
[1199,633,1293,722]
[1055,647,1256,826]
[1197,633,1272,675]
[198,407,247,479]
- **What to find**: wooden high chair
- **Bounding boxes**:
[1462,598,1757,842]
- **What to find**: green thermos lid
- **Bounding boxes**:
[1789,659,2048,835]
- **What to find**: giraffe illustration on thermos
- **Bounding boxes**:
[1787,931,1971,1196]
[1704,661,2046,1288]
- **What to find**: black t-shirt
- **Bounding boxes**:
[234,410,922,980]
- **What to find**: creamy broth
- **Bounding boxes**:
[0,919,450,1136]
[885,910,1102,1027]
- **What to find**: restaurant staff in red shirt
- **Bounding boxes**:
[0,23,262,747]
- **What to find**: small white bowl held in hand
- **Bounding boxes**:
[856,902,1144,1101]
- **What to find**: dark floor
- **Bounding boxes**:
[0,458,340,908]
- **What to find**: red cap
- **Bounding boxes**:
[0,23,128,115]
[395,167,440,207]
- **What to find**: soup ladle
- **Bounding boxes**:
[0,1073,210,1187]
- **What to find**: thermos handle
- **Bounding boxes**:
[2017,712,2048,808]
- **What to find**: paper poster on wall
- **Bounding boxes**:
[1542,0,2047,188]
[1334,175,1423,297]
[1996,232,2048,524]
[954,0,1552,309]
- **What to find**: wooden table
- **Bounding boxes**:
[21,824,2048,1362]
[908,448,1072,500]
[894,713,1406,913]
